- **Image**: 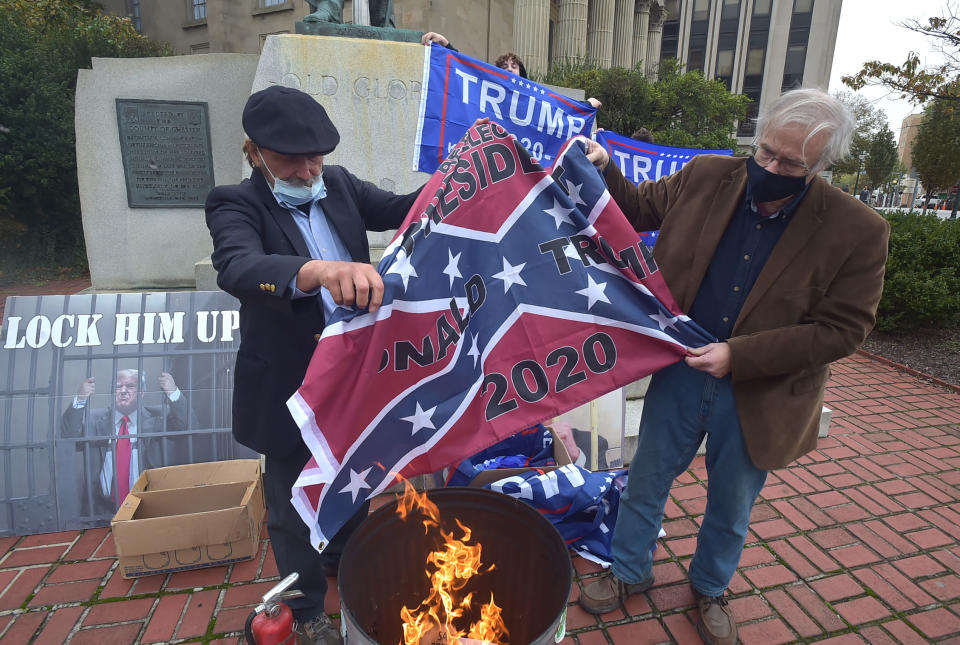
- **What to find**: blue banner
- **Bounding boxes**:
[595,130,732,245]
[413,43,597,174]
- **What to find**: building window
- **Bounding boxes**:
[191,0,206,21]
[714,0,740,89]
[259,0,287,6]
[660,0,682,61]
[781,0,813,91]
[737,0,772,137]
[686,0,711,74]
[191,42,210,54]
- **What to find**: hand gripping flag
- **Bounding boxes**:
[594,130,733,246]
[288,122,714,553]
[413,43,597,174]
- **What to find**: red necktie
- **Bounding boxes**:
[116,415,132,504]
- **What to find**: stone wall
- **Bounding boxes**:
[75,54,260,290]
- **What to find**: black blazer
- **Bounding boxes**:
[205,166,419,457]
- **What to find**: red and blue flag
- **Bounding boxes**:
[288,123,713,552]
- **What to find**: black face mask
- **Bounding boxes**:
[746,156,807,202]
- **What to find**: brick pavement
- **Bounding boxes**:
[1,282,959,643]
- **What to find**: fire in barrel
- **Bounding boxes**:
[338,484,572,645]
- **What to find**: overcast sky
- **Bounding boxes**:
[828,0,949,143]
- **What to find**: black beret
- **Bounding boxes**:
[242,85,340,156]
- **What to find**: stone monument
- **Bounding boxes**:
[74,55,260,290]
[249,33,429,256]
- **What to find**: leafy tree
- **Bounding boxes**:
[911,90,960,209]
[864,124,898,187]
[842,5,960,103]
[830,91,889,177]
[540,59,748,150]
[0,0,172,276]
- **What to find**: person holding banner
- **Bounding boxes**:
[205,86,422,645]
[581,88,890,645]
[419,32,600,104]
[420,32,529,78]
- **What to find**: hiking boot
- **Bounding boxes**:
[295,613,342,645]
[692,587,737,645]
[578,570,655,614]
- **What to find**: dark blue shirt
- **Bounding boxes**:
[688,183,810,340]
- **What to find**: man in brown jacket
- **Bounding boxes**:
[579,89,890,644]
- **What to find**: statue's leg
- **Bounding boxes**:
[303,0,344,23]
[370,0,395,28]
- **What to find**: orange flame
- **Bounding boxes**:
[395,480,509,645]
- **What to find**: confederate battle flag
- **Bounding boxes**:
[287,123,714,552]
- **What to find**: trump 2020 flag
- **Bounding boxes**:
[413,43,597,174]
[288,122,713,553]
[594,130,733,246]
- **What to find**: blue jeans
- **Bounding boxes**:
[611,360,767,596]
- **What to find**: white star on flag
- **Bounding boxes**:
[649,311,681,331]
[575,274,611,310]
[467,333,480,367]
[340,467,372,502]
[387,250,418,290]
[401,402,437,435]
[492,257,527,293]
[565,180,587,206]
[544,198,575,229]
[443,249,463,288]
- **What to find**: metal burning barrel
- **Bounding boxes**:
[338,487,572,645]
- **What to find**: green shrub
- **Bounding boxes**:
[877,211,960,331]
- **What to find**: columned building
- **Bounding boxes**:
[508,0,841,144]
[103,0,841,145]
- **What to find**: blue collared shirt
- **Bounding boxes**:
[272,192,352,320]
[688,182,811,340]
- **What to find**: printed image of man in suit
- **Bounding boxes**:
[205,86,422,645]
[61,369,195,516]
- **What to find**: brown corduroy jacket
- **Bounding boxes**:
[604,155,890,470]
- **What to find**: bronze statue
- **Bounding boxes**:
[304,0,395,28]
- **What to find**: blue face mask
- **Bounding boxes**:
[258,149,327,206]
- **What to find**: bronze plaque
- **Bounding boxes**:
[116,99,215,208]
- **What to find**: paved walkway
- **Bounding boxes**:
[2,283,959,643]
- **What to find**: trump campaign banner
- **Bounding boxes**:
[289,123,713,552]
[413,43,597,175]
[595,130,733,245]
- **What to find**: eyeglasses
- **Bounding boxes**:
[752,144,810,177]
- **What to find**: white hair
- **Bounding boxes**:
[755,88,855,172]
[116,369,141,384]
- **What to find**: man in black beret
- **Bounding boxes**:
[205,85,421,645]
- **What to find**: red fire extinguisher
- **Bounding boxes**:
[244,572,301,644]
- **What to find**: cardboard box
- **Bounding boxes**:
[111,459,265,578]
[467,426,572,488]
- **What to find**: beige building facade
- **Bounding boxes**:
[897,112,925,206]
[104,0,841,143]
